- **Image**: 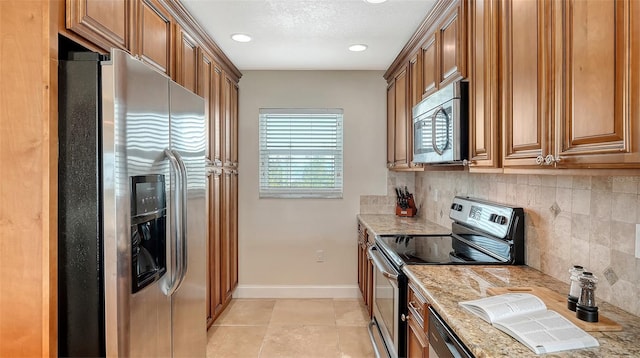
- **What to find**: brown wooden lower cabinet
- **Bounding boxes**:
[407,312,429,358]
[206,166,238,328]
[357,222,374,318]
[206,167,223,327]
[223,167,239,301]
[407,281,430,357]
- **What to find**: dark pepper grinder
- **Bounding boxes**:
[576,272,599,322]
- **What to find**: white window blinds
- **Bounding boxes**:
[259,108,344,199]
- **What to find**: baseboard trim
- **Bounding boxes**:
[233,284,361,299]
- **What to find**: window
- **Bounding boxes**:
[259,108,343,198]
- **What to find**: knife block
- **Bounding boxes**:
[396,197,417,217]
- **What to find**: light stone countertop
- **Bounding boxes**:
[403,265,640,358]
[357,214,451,236]
[356,214,640,357]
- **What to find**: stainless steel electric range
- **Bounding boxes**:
[367,196,525,358]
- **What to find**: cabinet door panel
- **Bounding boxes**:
[198,50,213,158]
[230,83,239,165]
[206,171,223,326]
[138,0,172,75]
[502,0,549,166]
[230,171,238,293]
[222,76,238,166]
[67,0,129,51]
[220,170,232,304]
[387,81,396,167]
[212,66,223,163]
[421,34,438,98]
[468,0,499,167]
[409,54,422,108]
[407,314,428,358]
[176,27,198,93]
[394,68,408,166]
[439,4,465,86]
[556,0,638,166]
[220,169,238,303]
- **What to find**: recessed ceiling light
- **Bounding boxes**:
[231,33,252,43]
[364,0,387,3]
[349,44,368,52]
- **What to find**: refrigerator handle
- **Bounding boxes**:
[164,149,184,296]
[172,149,189,289]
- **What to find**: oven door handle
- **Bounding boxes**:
[368,246,398,281]
[367,320,384,358]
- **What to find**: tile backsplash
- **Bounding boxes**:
[361,170,640,316]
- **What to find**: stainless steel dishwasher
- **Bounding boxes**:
[428,306,474,358]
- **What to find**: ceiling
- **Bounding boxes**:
[180,0,437,71]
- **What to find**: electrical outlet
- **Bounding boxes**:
[636,224,640,259]
[316,249,324,262]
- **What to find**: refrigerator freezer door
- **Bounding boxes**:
[169,81,207,357]
[58,53,105,357]
[103,49,172,357]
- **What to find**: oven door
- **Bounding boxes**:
[367,245,400,358]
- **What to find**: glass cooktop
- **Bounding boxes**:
[375,234,508,268]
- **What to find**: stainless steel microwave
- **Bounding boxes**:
[412,81,468,164]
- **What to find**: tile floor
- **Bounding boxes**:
[206,298,375,358]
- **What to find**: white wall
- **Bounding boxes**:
[237,71,387,297]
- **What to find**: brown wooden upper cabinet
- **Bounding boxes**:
[467,0,500,169]
[438,2,466,87]
[66,0,130,52]
[501,0,549,167]
[421,0,467,99]
[135,0,173,76]
[387,66,412,169]
[387,81,396,167]
[553,0,639,168]
[409,53,422,109]
[394,68,409,168]
[502,0,640,169]
[421,33,438,98]
[222,75,239,167]
[175,25,198,93]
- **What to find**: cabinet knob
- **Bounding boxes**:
[462,159,476,167]
[401,313,409,322]
[535,155,545,165]
[544,154,561,166]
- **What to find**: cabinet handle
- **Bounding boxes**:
[408,300,422,314]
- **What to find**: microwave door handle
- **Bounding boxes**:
[431,106,449,156]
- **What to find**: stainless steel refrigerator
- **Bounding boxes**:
[58,49,206,357]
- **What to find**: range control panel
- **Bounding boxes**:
[449,196,522,239]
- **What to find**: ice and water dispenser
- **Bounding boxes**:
[130,175,167,293]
